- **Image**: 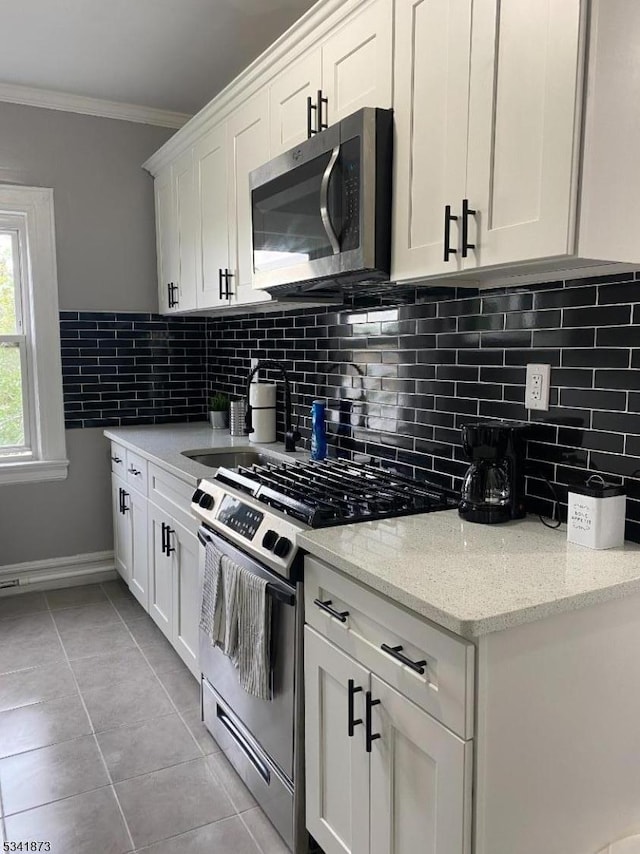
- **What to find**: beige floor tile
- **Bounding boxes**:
[0,592,48,620]
[115,757,234,849]
[0,694,92,759]
[52,601,120,633]
[45,583,108,610]
[4,786,131,854]
[138,815,261,854]
[57,620,136,660]
[0,662,77,713]
[97,714,201,782]
[157,667,200,711]
[70,648,153,692]
[0,735,109,815]
[81,672,174,732]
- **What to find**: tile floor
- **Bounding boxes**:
[0,579,289,854]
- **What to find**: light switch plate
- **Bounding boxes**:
[525,363,551,411]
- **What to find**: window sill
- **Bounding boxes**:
[0,459,69,485]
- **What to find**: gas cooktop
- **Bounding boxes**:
[212,458,458,528]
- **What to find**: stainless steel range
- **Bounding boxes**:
[190,458,457,853]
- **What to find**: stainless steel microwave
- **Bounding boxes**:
[249,107,393,294]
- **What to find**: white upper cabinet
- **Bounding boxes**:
[154,167,176,314]
[269,50,322,156]
[172,148,198,311]
[226,92,272,307]
[392,0,472,280]
[320,0,394,125]
[193,123,230,309]
[392,0,584,282]
[464,0,583,269]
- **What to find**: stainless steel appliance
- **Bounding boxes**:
[249,107,393,295]
[458,421,528,524]
[191,459,457,852]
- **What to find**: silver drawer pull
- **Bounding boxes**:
[381,644,427,675]
[314,598,349,623]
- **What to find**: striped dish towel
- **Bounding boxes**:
[235,568,272,701]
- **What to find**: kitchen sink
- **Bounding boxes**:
[181,447,276,469]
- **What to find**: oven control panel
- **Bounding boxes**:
[190,479,303,577]
[217,495,264,541]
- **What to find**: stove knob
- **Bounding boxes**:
[191,488,204,504]
[199,493,215,510]
[262,530,279,551]
[273,536,292,558]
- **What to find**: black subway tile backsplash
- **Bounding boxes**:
[60,271,640,540]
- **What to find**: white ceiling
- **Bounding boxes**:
[0,0,317,117]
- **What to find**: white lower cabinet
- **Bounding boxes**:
[111,474,148,610]
[305,626,471,854]
[305,626,370,854]
[369,675,471,854]
[148,502,200,677]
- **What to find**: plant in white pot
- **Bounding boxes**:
[208,392,230,430]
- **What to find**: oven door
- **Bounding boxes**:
[197,525,297,783]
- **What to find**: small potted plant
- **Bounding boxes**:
[208,392,230,430]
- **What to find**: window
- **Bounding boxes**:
[0,186,67,484]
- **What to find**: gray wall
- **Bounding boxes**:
[0,102,173,566]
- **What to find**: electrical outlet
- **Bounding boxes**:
[525,363,551,411]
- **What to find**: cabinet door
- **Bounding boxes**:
[321,0,393,125]
[269,50,322,155]
[172,148,198,311]
[226,93,271,307]
[369,675,472,854]
[464,0,583,268]
[169,518,201,678]
[128,487,149,612]
[148,505,173,641]
[194,123,230,309]
[154,167,176,314]
[305,627,370,854]
[391,0,472,281]
[111,476,131,585]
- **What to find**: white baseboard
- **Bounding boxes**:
[0,551,117,595]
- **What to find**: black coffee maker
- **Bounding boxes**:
[458,421,527,524]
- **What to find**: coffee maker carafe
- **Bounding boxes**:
[459,421,527,524]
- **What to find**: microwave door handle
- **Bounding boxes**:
[320,145,341,255]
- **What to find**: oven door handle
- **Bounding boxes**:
[197,527,296,607]
[320,145,341,255]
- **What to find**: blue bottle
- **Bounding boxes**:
[310,399,327,461]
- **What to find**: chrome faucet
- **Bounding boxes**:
[245,360,301,452]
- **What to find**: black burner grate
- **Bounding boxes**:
[214,459,458,528]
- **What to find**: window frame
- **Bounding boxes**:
[0,186,68,484]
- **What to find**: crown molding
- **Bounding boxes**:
[0,82,190,129]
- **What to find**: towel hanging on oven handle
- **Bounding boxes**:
[197,528,295,607]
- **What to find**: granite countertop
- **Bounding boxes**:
[299,512,640,639]
[104,422,309,485]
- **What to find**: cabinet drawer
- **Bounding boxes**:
[110,442,126,477]
[148,462,197,533]
[305,557,474,739]
[125,450,148,494]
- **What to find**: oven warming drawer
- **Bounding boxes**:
[202,678,294,849]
